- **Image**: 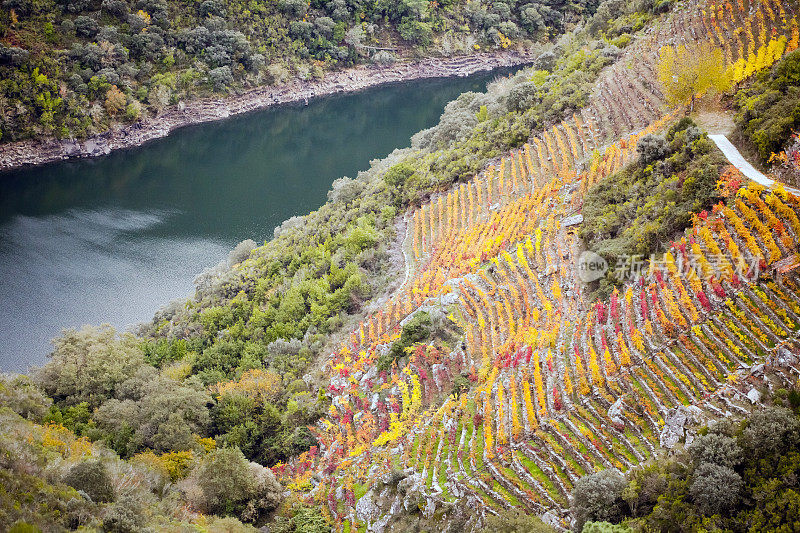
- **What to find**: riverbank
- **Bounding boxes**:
[0,49,536,172]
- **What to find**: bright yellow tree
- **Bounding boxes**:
[657,42,733,112]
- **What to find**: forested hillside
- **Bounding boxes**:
[0,0,600,142]
[3,0,800,531]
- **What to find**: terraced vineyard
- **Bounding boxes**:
[272,1,800,530]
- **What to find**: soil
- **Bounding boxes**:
[692,94,735,136]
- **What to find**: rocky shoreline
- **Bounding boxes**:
[0,49,536,173]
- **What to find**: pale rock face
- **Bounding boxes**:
[440,289,460,307]
[542,510,560,528]
[607,396,626,427]
[330,375,349,391]
[746,388,761,404]
[424,496,437,518]
[431,363,446,390]
[355,488,382,525]
[776,347,799,367]
[375,342,392,358]
[660,405,705,448]
[361,365,378,388]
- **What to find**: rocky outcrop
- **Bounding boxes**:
[0,49,536,172]
[659,405,704,449]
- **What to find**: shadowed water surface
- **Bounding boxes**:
[0,67,518,371]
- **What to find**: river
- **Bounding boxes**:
[0,67,517,372]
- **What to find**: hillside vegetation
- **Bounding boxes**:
[4,0,800,531]
[580,118,728,298]
[574,404,800,532]
[0,0,601,142]
[733,48,800,185]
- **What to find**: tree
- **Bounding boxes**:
[571,469,627,532]
[687,433,742,469]
[741,406,800,458]
[105,85,126,116]
[209,66,233,92]
[93,372,211,455]
[689,462,742,516]
[35,325,145,408]
[63,460,115,503]
[188,447,284,523]
[0,374,52,421]
[657,42,733,112]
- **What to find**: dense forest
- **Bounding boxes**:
[3,0,800,531]
[0,0,604,142]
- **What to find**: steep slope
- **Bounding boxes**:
[276,1,800,530]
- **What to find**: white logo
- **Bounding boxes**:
[577,251,608,282]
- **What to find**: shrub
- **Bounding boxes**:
[101,0,128,17]
[280,0,307,17]
[190,447,284,522]
[687,433,742,469]
[269,503,331,533]
[740,406,800,458]
[63,460,115,503]
[35,325,145,409]
[372,50,397,65]
[635,134,668,164]
[483,508,555,532]
[289,21,313,40]
[74,15,99,37]
[266,64,290,85]
[379,311,432,371]
[209,66,233,92]
[105,85,127,116]
[399,19,433,46]
[734,49,800,162]
[688,462,742,516]
[228,239,256,267]
[102,494,145,532]
[93,373,211,456]
[0,45,30,66]
[328,176,365,205]
[571,469,626,532]
[0,374,52,421]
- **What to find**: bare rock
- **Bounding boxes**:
[746,388,761,404]
[608,397,625,427]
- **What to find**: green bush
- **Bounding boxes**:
[191,447,284,523]
[571,469,627,532]
[34,325,145,409]
[734,49,800,162]
[62,460,115,503]
[378,311,431,371]
[579,118,726,298]
[572,405,800,531]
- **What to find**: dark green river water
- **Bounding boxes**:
[0,67,517,371]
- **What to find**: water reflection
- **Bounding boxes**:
[0,67,520,371]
